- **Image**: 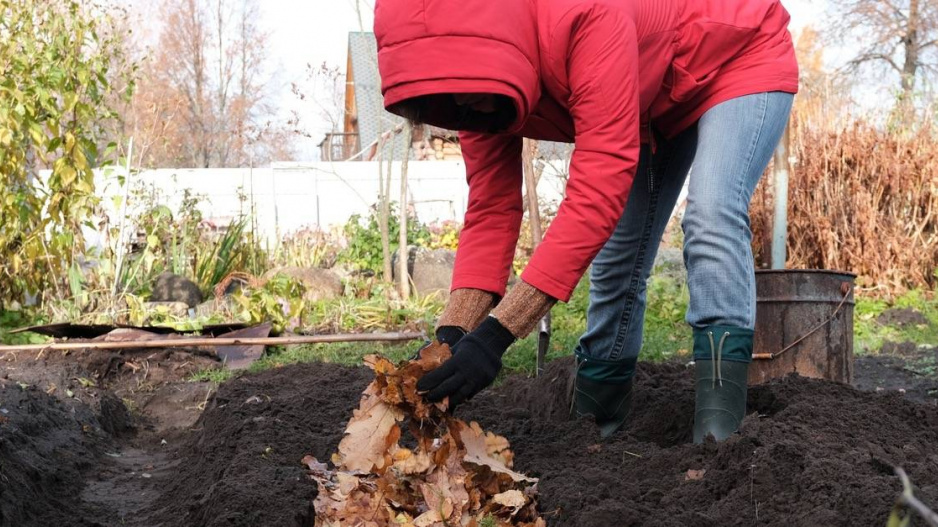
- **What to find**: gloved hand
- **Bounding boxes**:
[435,325,467,347]
[417,316,516,408]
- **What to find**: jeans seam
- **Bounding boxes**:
[609,168,662,360]
[734,93,768,328]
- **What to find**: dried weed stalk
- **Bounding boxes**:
[751,121,938,296]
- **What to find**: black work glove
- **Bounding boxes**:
[436,325,467,347]
[416,316,516,409]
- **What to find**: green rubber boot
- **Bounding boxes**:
[571,354,636,439]
[692,326,752,444]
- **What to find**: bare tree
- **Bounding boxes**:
[292,63,348,136]
[794,26,852,127]
[129,0,290,168]
[828,0,938,115]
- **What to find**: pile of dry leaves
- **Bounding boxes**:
[302,343,545,527]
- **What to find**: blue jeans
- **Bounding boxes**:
[575,92,794,362]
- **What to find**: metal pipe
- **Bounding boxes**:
[771,124,791,269]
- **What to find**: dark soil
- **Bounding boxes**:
[464,359,938,526]
[2,350,937,526]
[854,345,938,405]
[144,363,372,527]
[0,381,114,526]
[876,307,930,328]
[143,359,938,527]
[0,346,217,433]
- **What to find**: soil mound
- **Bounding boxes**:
[0,381,114,526]
[146,362,372,527]
[149,358,938,527]
[464,358,938,526]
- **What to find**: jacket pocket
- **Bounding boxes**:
[669,20,760,102]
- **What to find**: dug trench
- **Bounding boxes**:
[1,349,937,526]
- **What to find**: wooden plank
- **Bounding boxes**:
[0,332,426,353]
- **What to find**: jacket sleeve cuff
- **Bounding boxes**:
[520,262,576,303]
[450,272,510,297]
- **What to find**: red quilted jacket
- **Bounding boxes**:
[376,0,798,301]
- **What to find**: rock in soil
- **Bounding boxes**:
[149,272,203,307]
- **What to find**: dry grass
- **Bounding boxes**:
[751,120,938,297]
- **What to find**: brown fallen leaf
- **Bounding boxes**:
[456,421,536,483]
[307,351,544,527]
[301,455,329,474]
[587,444,602,454]
[493,489,527,508]
[485,428,514,467]
[336,383,403,473]
[390,445,434,475]
[413,509,443,526]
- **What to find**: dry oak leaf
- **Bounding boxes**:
[336,382,403,473]
[492,489,527,509]
[419,464,471,526]
[311,472,387,526]
[412,509,443,527]
[365,355,405,405]
[456,421,536,483]
[402,343,453,418]
[390,445,434,475]
[301,455,329,474]
[365,346,452,419]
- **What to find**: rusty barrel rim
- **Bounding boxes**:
[755,268,857,279]
[755,269,856,306]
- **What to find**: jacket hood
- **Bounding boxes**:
[374,0,540,134]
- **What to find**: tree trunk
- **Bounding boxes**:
[900,0,920,119]
[378,155,392,283]
[381,129,395,283]
[521,139,543,238]
[398,121,414,298]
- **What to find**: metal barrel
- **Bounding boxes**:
[750,269,856,385]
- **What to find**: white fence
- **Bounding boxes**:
[89,160,573,247]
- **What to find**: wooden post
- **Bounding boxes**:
[522,139,543,245]
[523,139,552,376]
[0,332,426,353]
[398,121,415,298]
[112,136,134,295]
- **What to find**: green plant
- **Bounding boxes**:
[0,0,133,307]
[189,367,236,384]
[854,289,938,354]
[273,227,342,269]
[195,218,249,293]
[425,220,461,250]
[232,273,308,334]
[0,309,48,345]
[339,202,431,275]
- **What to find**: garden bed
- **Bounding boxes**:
[2,349,937,526]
